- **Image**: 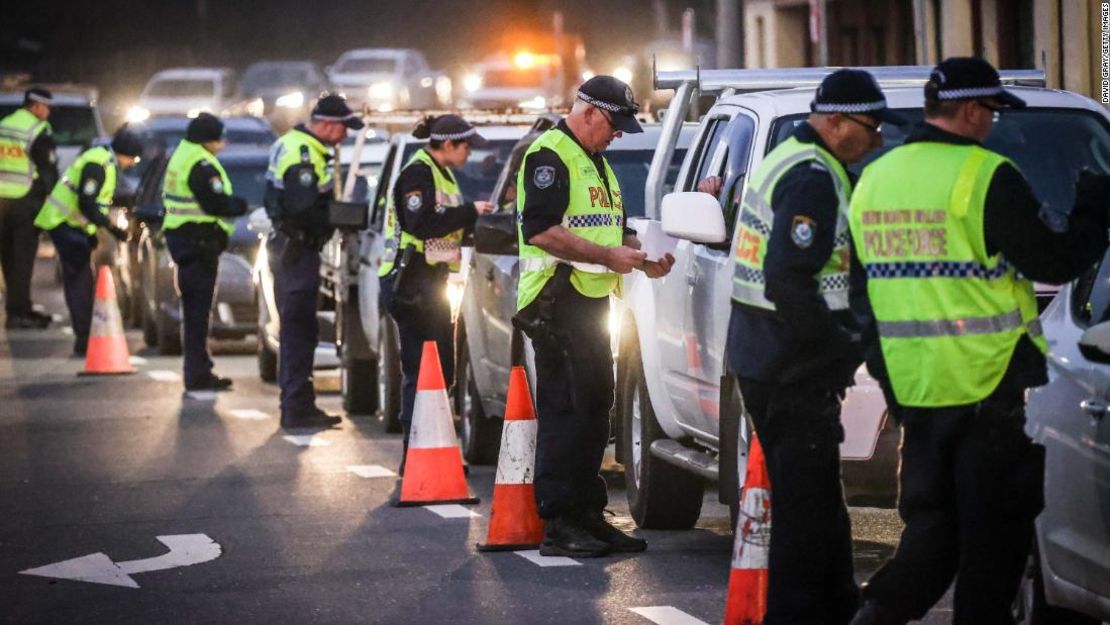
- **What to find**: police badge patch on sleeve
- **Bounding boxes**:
[209,176,224,194]
[533,165,555,189]
[298,170,314,187]
[405,190,423,211]
[82,178,98,196]
[791,216,816,249]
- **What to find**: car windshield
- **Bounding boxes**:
[224,161,268,207]
[125,123,276,182]
[146,79,216,98]
[241,66,309,91]
[607,149,687,218]
[481,68,544,89]
[770,108,1110,214]
[337,58,396,74]
[0,104,99,147]
[456,140,518,201]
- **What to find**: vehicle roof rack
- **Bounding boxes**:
[653,65,1046,93]
[356,109,566,129]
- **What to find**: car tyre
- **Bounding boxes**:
[620,339,704,529]
[155,309,182,355]
[1013,543,1100,625]
[455,326,501,465]
[379,312,403,433]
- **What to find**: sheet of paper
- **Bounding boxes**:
[638,220,679,263]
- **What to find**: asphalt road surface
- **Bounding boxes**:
[2,257,955,624]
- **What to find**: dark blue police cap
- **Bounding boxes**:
[577,75,643,134]
[312,93,365,129]
[811,68,905,125]
[925,57,1025,108]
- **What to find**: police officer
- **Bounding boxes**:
[725,69,902,625]
[517,76,672,557]
[0,87,58,329]
[161,113,249,391]
[34,128,140,355]
[847,58,1110,625]
[378,114,493,465]
[265,94,362,429]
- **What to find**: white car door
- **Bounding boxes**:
[1027,255,1110,607]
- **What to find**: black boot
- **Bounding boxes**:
[281,406,342,430]
[185,374,233,392]
[540,516,611,558]
[577,509,647,553]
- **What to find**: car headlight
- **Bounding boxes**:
[368,81,394,100]
[463,74,482,93]
[275,91,304,109]
[613,66,634,85]
[518,96,547,110]
[246,97,265,117]
[126,105,150,123]
[446,279,465,320]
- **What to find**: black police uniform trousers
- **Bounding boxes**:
[531,288,612,519]
[379,263,454,448]
[267,231,323,417]
[48,224,94,346]
[859,386,1044,625]
[738,377,859,625]
[164,229,223,387]
[0,193,44,316]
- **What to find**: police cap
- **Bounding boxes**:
[110,127,143,158]
[186,113,225,143]
[23,87,53,107]
[418,114,488,148]
[576,75,643,134]
[924,57,1025,108]
[811,68,905,124]
[311,93,365,130]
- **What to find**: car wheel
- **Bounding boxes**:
[155,308,182,356]
[129,275,145,330]
[338,293,378,415]
[142,304,158,348]
[621,339,704,529]
[1013,543,1100,625]
[256,295,277,383]
[455,326,501,465]
[379,313,403,433]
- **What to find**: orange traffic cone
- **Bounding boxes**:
[478,365,543,551]
[724,435,771,625]
[393,341,479,507]
[80,267,134,376]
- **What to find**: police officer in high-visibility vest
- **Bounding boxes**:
[725,69,903,625]
[265,94,362,429]
[161,113,249,391]
[516,76,673,557]
[379,114,493,464]
[847,58,1110,625]
[34,128,141,355]
[0,87,58,329]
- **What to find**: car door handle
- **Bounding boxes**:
[1080,399,1109,419]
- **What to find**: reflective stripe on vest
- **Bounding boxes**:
[848,141,1047,407]
[0,109,49,199]
[731,135,853,311]
[515,127,624,311]
[378,148,465,276]
[161,140,235,234]
[34,146,117,235]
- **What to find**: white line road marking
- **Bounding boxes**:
[282,435,330,447]
[347,465,396,478]
[515,549,581,567]
[229,409,270,420]
[184,391,218,401]
[61,326,74,335]
[129,356,148,366]
[628,607,711,625]
[19,534,221,589]
[424,504,480,519]
[147,370,181,382]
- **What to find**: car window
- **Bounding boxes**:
[370,147,399,229]
[0,104,99,148]
[146,79,215,98]
[686,116,730,190]
[455,139,518,202]
[607,148,687,218]
[718,114,757,238]
[223,161,268,207]
[339,58,396,74]
[1071,250,1110,328]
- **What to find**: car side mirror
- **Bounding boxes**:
[1079,320,1110,363]
[661,191,726,243]
[474,212,518,255]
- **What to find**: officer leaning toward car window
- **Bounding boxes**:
[378,114,494,469]
[516,76,673,558]
[723,69,903,625]
[264,93,362,429]
[847,57,1110,625]
[0,87,59,329]
[34,127,141,356]
[161,113,249,392]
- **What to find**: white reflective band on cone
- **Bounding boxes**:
[494,420,538,485]
[731,487,771,570]
[408,389,459,449]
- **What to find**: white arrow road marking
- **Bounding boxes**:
[184,391,218,401]
[628,607,711,625]
[283,435,330,447]
[514,549,581,567]
[424,504,480,519]
[19,534,221,589]
[147,370,181,382]
[129,356,147,366]
[228,409,270,420]
[347,465,396,478]
[60,326,74,336]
